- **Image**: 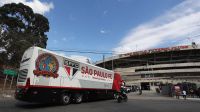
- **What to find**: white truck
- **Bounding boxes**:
[15,47,122,104]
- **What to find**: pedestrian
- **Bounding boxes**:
[197,87,200,98]
[174,86,181,99]
[182,90,187,100]
[189,88,194,98]
[175,90,180,99]
[139,88,142,95]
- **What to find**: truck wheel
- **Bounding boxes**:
[75,93,83,104]
[61,93,71,105]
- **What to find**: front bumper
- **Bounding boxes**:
[15,87,30,102]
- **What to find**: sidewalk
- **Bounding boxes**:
[0,90,14,100]
[129,90,200,102]
[173,96,200,102]
[186,97,200,101]
[128,90,176,101]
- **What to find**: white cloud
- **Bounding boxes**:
[100,29,109,34]
[103,10,108,15]
[0,26,4,34]
[54,52,92,64]
[62,37,67,41]
[0,0,54,14]
[100,30,106,34]
[53,39,58,44]
[70,55,92,64]
[0,47,6,53]
[61,36,75,42]
[57,52,66,57]
[113,0,200,54]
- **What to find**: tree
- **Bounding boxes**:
[0,3,49,68]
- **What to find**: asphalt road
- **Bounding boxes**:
[0,92,200,112]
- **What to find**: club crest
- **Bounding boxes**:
[33,53,59,78]
[64,59,79,80]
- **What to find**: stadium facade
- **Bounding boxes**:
[95,43,200,90]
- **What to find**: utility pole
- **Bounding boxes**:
[103,54,105,68]
[2,74,8,95]
[111,55,114,70]
[9,76,14,89]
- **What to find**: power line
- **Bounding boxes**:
[48,47,134,55]
[49,49,113,55]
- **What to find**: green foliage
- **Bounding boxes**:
[0,3,49,68]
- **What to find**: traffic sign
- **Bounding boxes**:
[3,69,17,77]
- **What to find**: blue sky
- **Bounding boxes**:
[45,0,182,62]
[1,0,200,63]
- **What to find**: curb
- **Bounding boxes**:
[173,97,200,102]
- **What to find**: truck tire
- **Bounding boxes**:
[75,93,83,104]
[61,93,71,105]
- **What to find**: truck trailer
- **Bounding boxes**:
[15,47,122,104]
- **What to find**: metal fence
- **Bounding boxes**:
[0,72,17,96]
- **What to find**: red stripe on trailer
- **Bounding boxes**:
[17,85,113,91]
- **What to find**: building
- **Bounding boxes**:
[95,43,200,90]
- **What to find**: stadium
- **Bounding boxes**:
[95,43,200,90]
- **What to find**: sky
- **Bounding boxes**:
[1,0,200,63]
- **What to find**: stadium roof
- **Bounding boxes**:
[95,44,199,65]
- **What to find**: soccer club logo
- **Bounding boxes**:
[64,60,79,80]
[33,53,59,78]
